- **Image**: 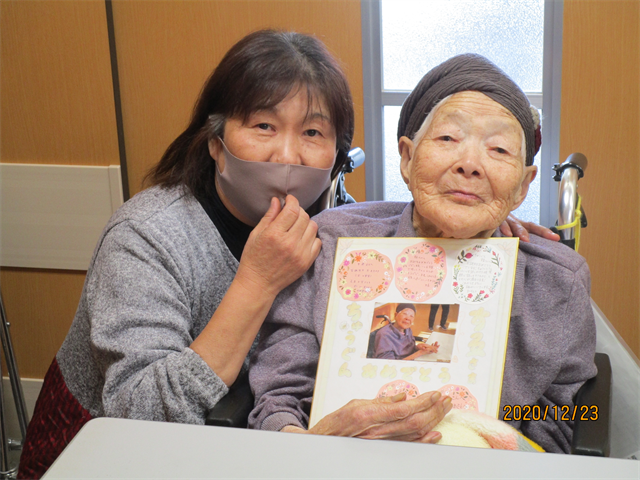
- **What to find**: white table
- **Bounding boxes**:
[44,418,639,479]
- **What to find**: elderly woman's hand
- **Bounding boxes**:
[283,391,452,443]
[417,341,439,354]
[236,195,322,298]
[500,214,560,243]
[403,342,439,360]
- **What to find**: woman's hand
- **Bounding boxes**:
[417,341,439,354]
[284,391,452,443]
[500,214,560,243]
[235,195,322,297]
[403,342,439,360]
[192,195,321,386]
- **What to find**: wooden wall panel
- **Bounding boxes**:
[0,1,118,378]
[0,0,119,165]
[560,0,640,355]
[4,0,637,379]
[0,269,84,378]
[1,0,365,380]
[111,0,365,201]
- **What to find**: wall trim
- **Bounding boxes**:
[0,163,124,270]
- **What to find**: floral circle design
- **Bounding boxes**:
[452,245,504,303]
[395,241,446,301]
[336,249,392,301]
[438,384,478,410]
[376,380,420,400]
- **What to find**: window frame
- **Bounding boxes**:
[361,0,564,227]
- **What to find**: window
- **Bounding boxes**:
[362,0,563,226]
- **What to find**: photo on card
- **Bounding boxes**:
[366,302,459,362]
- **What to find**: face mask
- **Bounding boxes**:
[215,141,333,226]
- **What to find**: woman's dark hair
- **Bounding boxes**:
[145,30,355,202]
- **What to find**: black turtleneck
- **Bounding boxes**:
[198,186,329,262]
[198,187,253,262]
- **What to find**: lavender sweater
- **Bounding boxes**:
[374,324,417,359]
[249,201,597,453]
[56,186,237,424]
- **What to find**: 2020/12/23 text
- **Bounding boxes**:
[502,404,598,422]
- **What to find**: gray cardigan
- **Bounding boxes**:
[249,201,597,453]
[57,186,237,424]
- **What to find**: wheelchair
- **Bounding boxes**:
[207,152,640,460]
[552,153,639,458]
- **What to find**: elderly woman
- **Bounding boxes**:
[373,303,439,360]
[249,54,596,454]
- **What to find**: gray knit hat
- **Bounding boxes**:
[397,54,541,166]
[395,303,417,314]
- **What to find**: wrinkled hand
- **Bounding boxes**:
[500,214,560,243]
[305,391,452,443]
[235,195,321,297]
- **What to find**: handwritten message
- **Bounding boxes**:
[452,245,505,303]
[395,241,446,301]
[336,250,393,301]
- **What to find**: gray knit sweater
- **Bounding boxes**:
[249,201,597,454]
[57,186,236,424]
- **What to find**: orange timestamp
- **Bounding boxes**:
[503,404,599,422]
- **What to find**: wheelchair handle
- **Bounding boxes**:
[318,148,366,211]
[553,153,588,248]
[346,147,365,173]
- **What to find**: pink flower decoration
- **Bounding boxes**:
[453,282,458,287]
[343,260,350,266]
[479,290,484,294]
[467,293,473,298]
[484,294,489,298]
[465,253,473,259]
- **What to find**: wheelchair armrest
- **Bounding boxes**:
[571,352,611,456]
[205,370,254,428]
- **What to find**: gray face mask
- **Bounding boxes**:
[215,141,333,226]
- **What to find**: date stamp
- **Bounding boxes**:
[503,404,599,422]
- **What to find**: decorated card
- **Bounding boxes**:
[309,237,519,428]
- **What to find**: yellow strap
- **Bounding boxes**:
[555,195,582,252]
